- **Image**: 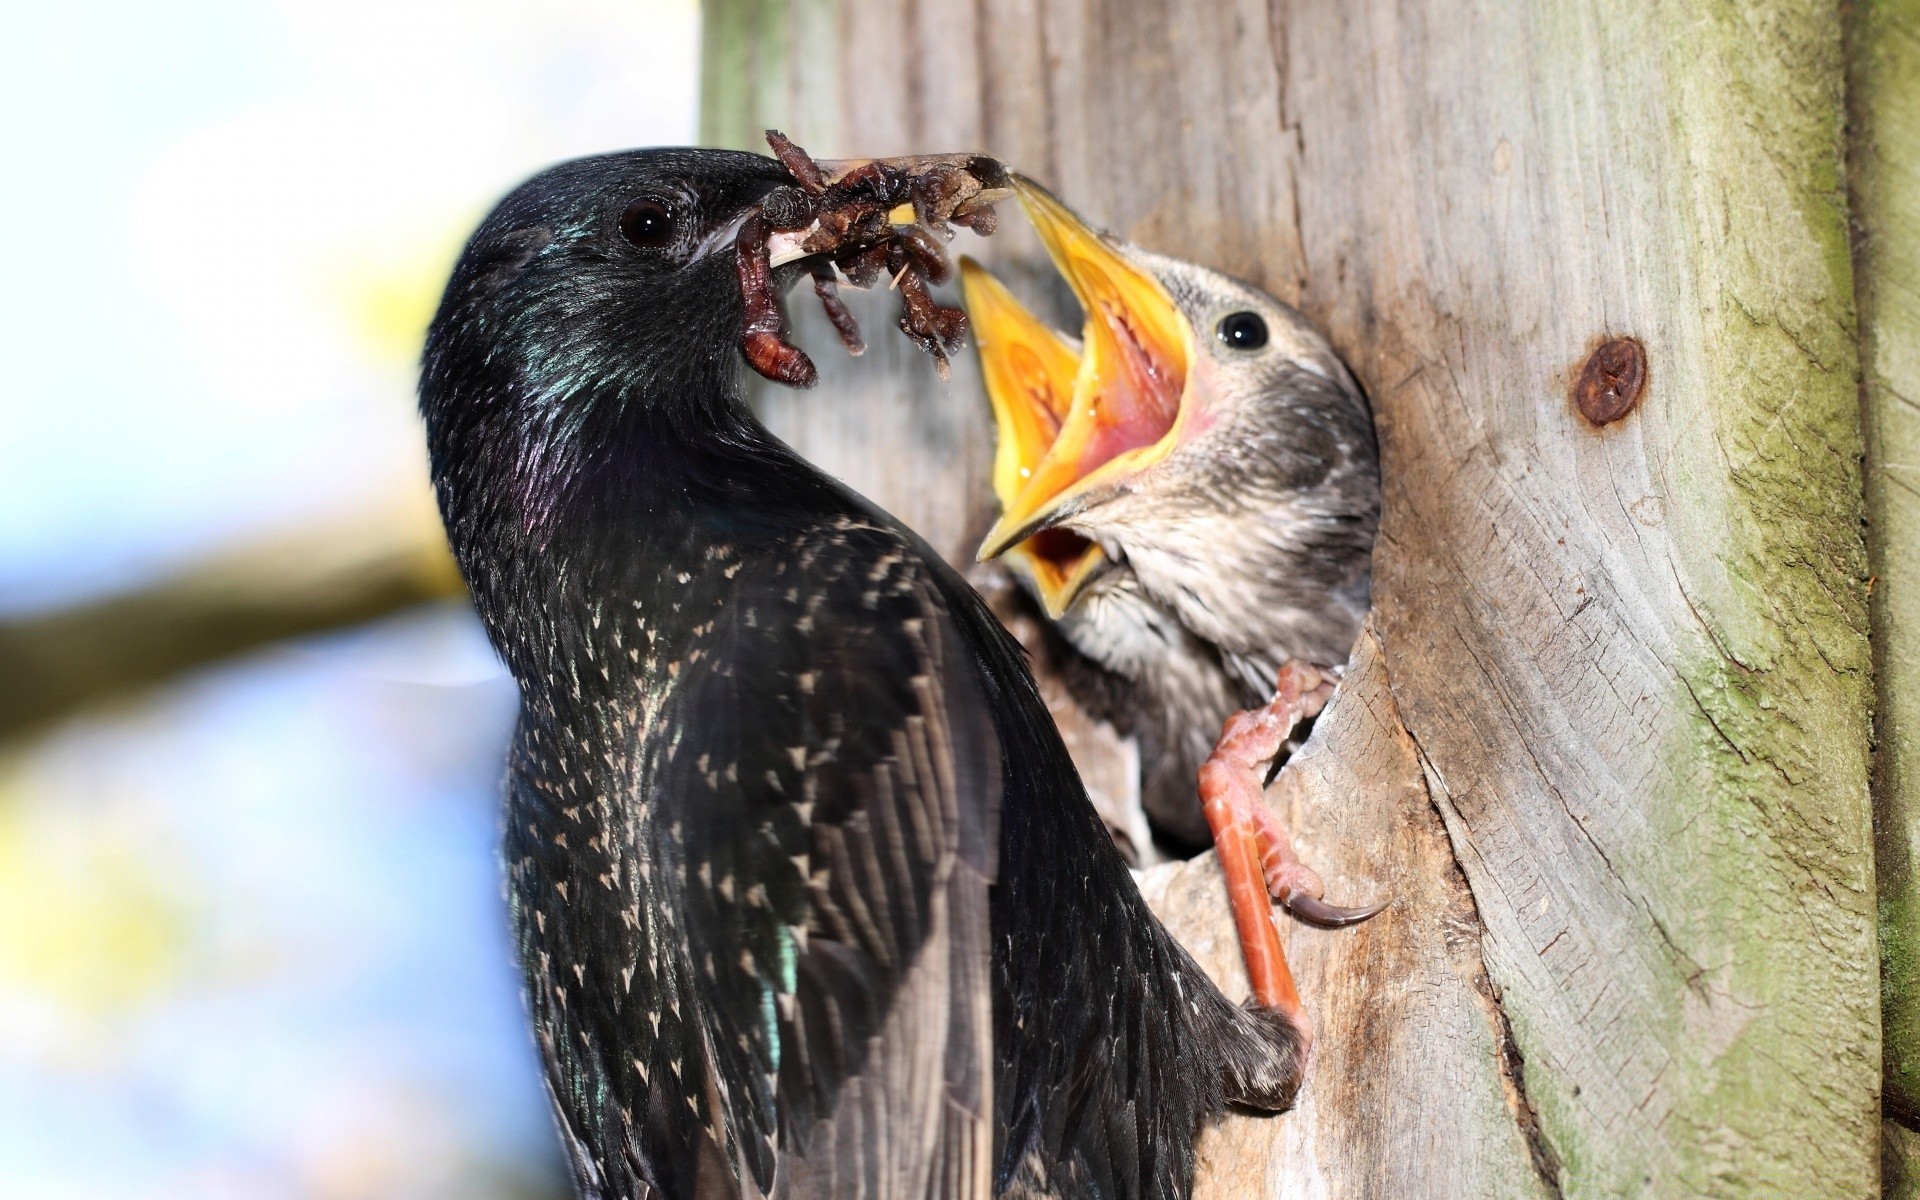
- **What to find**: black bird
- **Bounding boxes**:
[961,180,1381,1005]
[420,148,1306,1200]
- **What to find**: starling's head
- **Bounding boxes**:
[421,148,792,473]
[967,178,1377,629]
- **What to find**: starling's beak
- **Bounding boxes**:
[766,203,920,267]
[975,177,1193,562]
[960,258,1111,617]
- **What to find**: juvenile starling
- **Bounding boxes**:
[421,149,1306,1200]
[965,179,1381,1006]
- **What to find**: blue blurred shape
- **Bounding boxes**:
[0,605,567,1200]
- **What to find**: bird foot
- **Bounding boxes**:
[1197,661,1385,1036]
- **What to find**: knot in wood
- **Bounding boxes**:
[1573,337,1647,425]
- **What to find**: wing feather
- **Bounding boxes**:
[510,518,998,1200]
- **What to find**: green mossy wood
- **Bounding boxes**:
[1853,0,1920,1165]
[703,0,1883,1194]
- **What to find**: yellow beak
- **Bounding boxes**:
[973,176,1194,564]
[959,258,1110,618]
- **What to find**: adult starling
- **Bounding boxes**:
[963,180,1381,1005]
[421,148,1306,1200]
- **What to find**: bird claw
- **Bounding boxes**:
[1280,892,1388,929]
[736,131,1010,385]
[1200,658,1384,1019]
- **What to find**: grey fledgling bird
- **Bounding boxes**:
[964,178,1379,859]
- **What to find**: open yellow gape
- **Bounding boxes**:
[963,177,1197,618]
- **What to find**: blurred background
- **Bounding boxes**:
[0,2,702,1195]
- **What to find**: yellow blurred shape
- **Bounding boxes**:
[0,787,191,1017]
[331,216,476,369]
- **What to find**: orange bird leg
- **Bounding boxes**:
[1198,662,1386,1032]
[1199,702,1309,1029]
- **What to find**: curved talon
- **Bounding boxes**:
[1199,658,1383,1023]
[1281,893,1388,930]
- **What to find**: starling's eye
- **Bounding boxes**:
[1216,311,1269,352]
[620,198,676,249]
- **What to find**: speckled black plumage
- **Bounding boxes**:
[421,148,1300,1200]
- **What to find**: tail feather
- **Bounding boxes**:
[1203,991,1309,1112]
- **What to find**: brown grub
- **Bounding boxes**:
[809,262,865,357]
[735,210,818,388]
[735,130,1010,385]
[1572,337,1647,424]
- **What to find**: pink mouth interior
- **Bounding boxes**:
[1071,301,1183,479]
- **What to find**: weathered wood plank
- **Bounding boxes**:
[1848,0,1920,1128]
[1139,627,1550,1200]
[1311,6,1877,1193]
[702,0,1880,1192]
[1890,1119,1920,1200]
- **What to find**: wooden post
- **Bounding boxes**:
[702,1,1881,1193]
[1850,0,1920,1176]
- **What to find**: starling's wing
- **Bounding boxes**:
[524,515,998,1200]
[932,569,1306,1200]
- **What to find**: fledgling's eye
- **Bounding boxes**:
[1216,311,1269,351]
[620,198,676,249]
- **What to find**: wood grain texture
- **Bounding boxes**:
[1138,626,1550,1200]
[1889,1119,1920,1200]
[1849,0,1920,1124]
[703,0,1880,1192]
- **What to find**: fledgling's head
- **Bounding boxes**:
[420,148,791,480]
[966,178,1378,650]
